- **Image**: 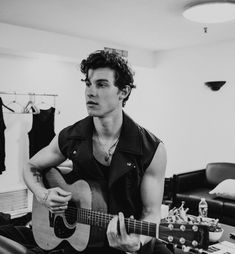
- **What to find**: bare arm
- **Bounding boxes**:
[23,135,72,212]
[139,142,167,243]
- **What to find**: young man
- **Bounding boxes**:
[2,50,172,254]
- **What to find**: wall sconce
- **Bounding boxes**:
[205,81,226,91]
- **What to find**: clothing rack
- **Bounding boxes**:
[0,91,58,97]
[0,91,59,114]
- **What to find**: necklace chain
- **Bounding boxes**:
[96,135,119,162]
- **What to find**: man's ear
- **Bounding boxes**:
[119,86,131,100]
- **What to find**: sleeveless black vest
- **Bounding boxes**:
[58,111,161,219]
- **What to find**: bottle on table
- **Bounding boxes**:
[198,197,208,217]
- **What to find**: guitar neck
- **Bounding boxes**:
[76,207,209,249]
[77,207,157,237]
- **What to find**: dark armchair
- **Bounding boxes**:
[172,162,235,226]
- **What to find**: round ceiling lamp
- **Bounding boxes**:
[183,1,235,23]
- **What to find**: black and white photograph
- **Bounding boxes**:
[0,1,235,253]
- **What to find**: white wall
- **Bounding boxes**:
[151,41,235,176]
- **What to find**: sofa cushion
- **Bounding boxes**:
[206,163,235,186]
[209,179,235,200]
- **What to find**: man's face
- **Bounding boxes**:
[85,67,122,117]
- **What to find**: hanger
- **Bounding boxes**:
[23,94,40,114]
[0,97,14,113]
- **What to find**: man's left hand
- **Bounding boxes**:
[107,212,141,253]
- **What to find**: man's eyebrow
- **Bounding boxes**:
[95,79,109,82]
[81,78,89,82]
[81,78,109,83]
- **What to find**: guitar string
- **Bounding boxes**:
[57,207,156,233]
[64,207,154,227]
[62,206,197,232]
[42,208,201,247]
[66,207,157,233]
[59,206,205,230]
[51,207,201,243]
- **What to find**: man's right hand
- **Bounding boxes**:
[39,187,72,214]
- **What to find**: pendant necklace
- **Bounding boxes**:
[96,135,120,162]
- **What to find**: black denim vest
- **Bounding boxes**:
[58,111,161,219]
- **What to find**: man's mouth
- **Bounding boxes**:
[87,101,98,105]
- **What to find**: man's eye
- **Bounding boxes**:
[85,81,91,87]
[97,82,106,87]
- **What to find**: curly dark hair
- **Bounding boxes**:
[80,50,136,107]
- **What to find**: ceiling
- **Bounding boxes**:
[0,0,235,52]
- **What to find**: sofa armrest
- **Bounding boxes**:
[173,169,206,193]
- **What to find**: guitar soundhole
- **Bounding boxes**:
[54,216,76,238]
[65,201,77,225]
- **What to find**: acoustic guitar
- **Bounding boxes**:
[32,168,209,252]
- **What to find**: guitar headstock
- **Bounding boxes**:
[159,222,209,250]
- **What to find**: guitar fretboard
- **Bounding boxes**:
[76,207,156,237]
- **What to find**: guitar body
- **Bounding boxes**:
[32,168,108,251]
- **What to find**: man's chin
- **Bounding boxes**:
[87,109,100,117]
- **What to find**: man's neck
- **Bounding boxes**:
[93,111,123,140]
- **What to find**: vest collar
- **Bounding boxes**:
[70,111,143,156]
[69,111,143,187]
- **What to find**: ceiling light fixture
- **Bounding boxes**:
[183,1,235,23]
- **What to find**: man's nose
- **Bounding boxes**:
[86,84,96,97]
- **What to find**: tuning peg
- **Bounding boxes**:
[179,237,186,245]
[192,225,198,232]
[192,240,198,247]
[180,225,186,231]
[168,223,174,230]
[168,236,174,242]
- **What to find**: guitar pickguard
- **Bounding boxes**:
[52,201,78,239]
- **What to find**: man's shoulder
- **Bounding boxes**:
[123,112,162,150]
[125,113,162,144]
[137,124,161,144]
